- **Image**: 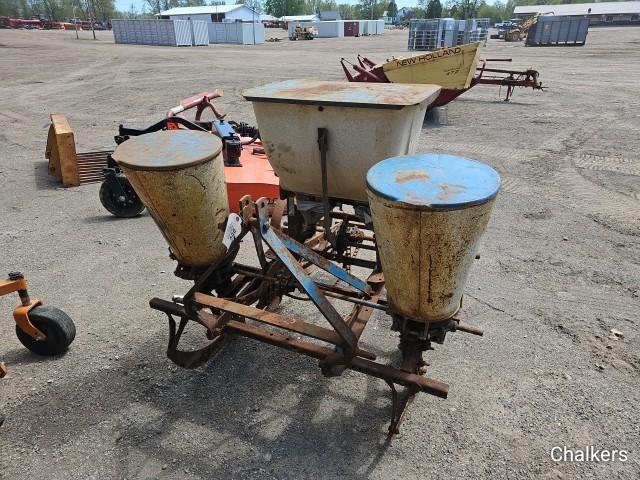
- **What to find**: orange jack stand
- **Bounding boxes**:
[0,273,46,341]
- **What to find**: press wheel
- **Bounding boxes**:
[99,175,145,218]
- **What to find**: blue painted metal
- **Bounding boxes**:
[366,154,500,209]
[213,119,237,139]
[273,228,368,294]
[260,229,358,355]
[113,129,222,171]
[243,79,439,110]
[254,199,358,354]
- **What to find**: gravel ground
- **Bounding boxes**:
[0,27,638,480]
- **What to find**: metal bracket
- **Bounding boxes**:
[386,380,420,436]
[272,228,368,294]
[318,128,337,247]
[254,198,358,359]
[13,300,46,341]
[1,275,46,341]
[165,312,228,369]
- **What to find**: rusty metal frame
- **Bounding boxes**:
[148,194,476,435]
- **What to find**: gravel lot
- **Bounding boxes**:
[0,26,638,479]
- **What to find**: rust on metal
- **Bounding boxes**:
[395,169,431,184]
[194,292,376,360]
[148,194,484,435]
[243,79,440,109]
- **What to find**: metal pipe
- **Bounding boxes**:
[322,290,387,311]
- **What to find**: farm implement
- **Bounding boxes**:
[341,42,545,107]
[44,90,279,217]
[112,80,500,435]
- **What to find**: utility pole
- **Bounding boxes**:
[73,4,79,39]
[89,0,96,40]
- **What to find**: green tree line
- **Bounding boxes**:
[263,1,391,20]
[2,0,626,24]
[0,0,117,22]
[413,0,628,24]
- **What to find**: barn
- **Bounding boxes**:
[159,5,260,23]
[281,15,321,23]
[514,1,640,26]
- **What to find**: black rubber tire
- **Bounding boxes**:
[15,306,76,356]
[99,175,145,218]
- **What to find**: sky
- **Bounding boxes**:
[114,0,500,14]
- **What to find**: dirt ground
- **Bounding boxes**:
[0,26,639,480]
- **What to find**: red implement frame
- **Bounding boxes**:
[340,55,544,107]
[164,91,280,213]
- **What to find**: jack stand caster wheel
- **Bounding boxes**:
[16,306,76,356]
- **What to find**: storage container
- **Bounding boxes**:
[344,21,359,36]
[526,15,588,46]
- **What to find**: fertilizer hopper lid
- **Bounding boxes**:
[367,154,500,210]
[243,80,441,109]
[113,130,223,172]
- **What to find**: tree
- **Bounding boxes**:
[92,0,116,22]
[238,0,264,14]
[387,0,397,18]
[264,0,305,17]
[144,1,174,15]
[447,0,480,19]
[338,3,355,19]
[425,0,442,19]
[477,1,507,24]
[356,0,385,20]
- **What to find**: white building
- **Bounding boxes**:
[320,11,341,21]
[514,2,640,26]
[281,15,320,23]
[159,5,260,23]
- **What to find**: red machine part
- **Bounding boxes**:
[166,90,225,124]
[165,91,280,213]
[226,141,280,214]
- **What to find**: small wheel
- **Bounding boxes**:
[15,306,76,356]
[99,175,145,218]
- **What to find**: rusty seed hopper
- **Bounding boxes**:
[113,130,229,269]
[367,154,500,322]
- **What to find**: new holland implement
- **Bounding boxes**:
[341,42,544,107]
[113,80,501,435]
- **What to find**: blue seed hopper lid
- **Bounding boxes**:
[366,154,501,209]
